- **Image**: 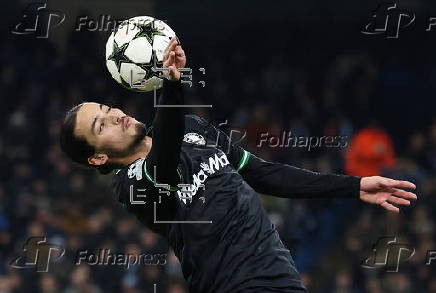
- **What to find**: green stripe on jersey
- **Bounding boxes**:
[236,150,250,172]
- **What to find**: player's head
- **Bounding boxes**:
[60,102,148,174]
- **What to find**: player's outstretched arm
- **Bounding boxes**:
[240,153,360,198]
[240,154,417,213]
[146,38,186,188]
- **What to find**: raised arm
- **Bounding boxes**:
[146,38,186,189]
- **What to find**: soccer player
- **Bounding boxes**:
[60,38,417,292]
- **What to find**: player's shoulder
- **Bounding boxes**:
[182,114,213,145]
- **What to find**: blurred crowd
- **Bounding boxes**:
[0,14,436,293]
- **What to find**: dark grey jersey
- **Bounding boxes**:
[112,115,307,292]
[112,79,359,292]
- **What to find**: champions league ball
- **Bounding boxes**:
[105,16,177,92]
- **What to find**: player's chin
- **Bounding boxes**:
[130,122,148,140]
[130,121,143,133]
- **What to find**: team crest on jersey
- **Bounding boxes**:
[183,133,206,145]
[176,153,229,204]
[128,158,145,181]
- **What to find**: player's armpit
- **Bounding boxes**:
[240,153,361,199]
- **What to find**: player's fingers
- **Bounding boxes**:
[381,202,400,213]
[163,38,177,61]
[389,188,417,200]
[171,36,178,44]
[387,195,410,206]
[380,178,416,190]
[169,51,175,65]
[392,180,416,189]
[175,45,184,56]
[163,51,175,68]
[167,37,178,55]
[164,37,176,54]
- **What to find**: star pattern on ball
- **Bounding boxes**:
[140,50,163,80]
[108,41,130,71]
[135,20,166,44]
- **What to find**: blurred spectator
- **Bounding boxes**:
[39,274,60,293]
[345,123,396,177]
[64,265,102,293]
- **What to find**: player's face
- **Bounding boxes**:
[74,102,146,158]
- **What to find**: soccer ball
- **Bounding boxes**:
[105,16,177,92]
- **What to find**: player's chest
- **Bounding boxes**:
[175,139,233,206]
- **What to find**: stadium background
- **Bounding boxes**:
[1,0,436,292]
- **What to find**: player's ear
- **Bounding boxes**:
[88,153,108,166]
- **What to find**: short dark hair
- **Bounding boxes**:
[59,103,116,175]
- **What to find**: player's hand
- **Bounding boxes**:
[163,37,186,81]
[359,176,417,213]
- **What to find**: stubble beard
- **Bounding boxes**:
[104,122,148,159]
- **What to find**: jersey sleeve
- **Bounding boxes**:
[184,116,360,199]
[145,78,185,191]
[240,153,361,199]
[112,78,185,235]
